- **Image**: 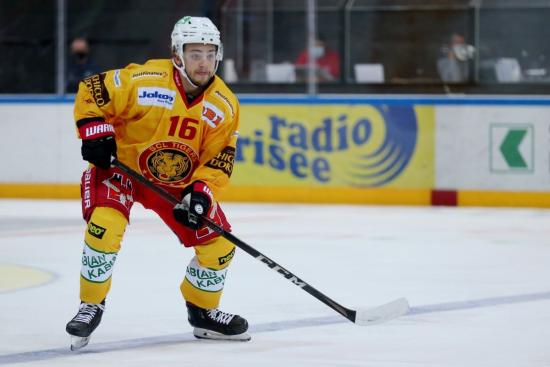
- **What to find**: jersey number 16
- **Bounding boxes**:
[168,116,199,140]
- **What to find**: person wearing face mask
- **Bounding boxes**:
[437,32,474,83]
[66,37,100,93]
[294,36,341,82]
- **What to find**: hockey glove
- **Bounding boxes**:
[81,136,117,170]
[173,181,214,230]
[79,120,117,170]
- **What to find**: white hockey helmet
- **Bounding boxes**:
[171,16,223,79]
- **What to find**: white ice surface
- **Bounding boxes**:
[1,199,550,366]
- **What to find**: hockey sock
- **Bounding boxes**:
[80,207,127,303]
[181,238,235,309]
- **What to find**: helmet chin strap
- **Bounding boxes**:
[172,57,200,90]
[172,55,220,92]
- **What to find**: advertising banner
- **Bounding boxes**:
[436,106,550,191]
[232,104,435,189]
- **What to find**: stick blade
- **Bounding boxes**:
[354,297,410,326]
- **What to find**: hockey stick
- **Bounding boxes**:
[111,158,409,326]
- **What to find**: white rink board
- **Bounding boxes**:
[3,100,550,193]
[0,103,85,182]
[436,105,550,191]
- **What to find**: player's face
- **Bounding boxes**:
[183,43,217,86]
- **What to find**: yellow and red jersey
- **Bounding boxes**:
[74,59,239,198]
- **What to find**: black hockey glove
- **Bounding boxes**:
[78,119,117,170]
[173,181,214,230]
[81,136,117,170]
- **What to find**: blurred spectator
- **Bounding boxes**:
[520,49,548,81]
[66,37,99,93]
[295,36,341,82]
[437,32,474,83]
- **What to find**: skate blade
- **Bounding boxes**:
[70,335,90,351]
[193,327,251,342]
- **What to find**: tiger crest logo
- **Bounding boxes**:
[149,150,190,181]
[139,142,199,187]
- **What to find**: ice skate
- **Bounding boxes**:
[186,302,250,341]
[66,300,105,351]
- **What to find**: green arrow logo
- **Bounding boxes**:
[499,129,527,168]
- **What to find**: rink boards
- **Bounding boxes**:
[1,95,550,207]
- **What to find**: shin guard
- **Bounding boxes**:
[80,207,127,303]
[181,237,235,309]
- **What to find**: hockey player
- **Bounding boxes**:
[65,16,249,350]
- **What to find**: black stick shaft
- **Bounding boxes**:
[112,159,356,322]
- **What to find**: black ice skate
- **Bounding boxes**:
[186,302,250,341]
[66,300,105,351]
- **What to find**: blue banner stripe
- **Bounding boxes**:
[2,95,550,105]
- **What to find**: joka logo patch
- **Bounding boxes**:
[137,87,176,110]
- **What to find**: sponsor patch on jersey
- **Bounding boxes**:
[214,90,235,118]
[113,69,121,87]
[138,141,199,187]
[205,146,235,177]
[81,242,117,283]
[202,101,225,128]
[131,70,168,80]
[137,87,176,110]
[83,73,110,107]
[218,247,235,265]
[87,221,106,239]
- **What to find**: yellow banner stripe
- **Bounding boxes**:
[220,186,431,205]
[0,183,80,199]
[458,190,550,208]
[1,183,549,208]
